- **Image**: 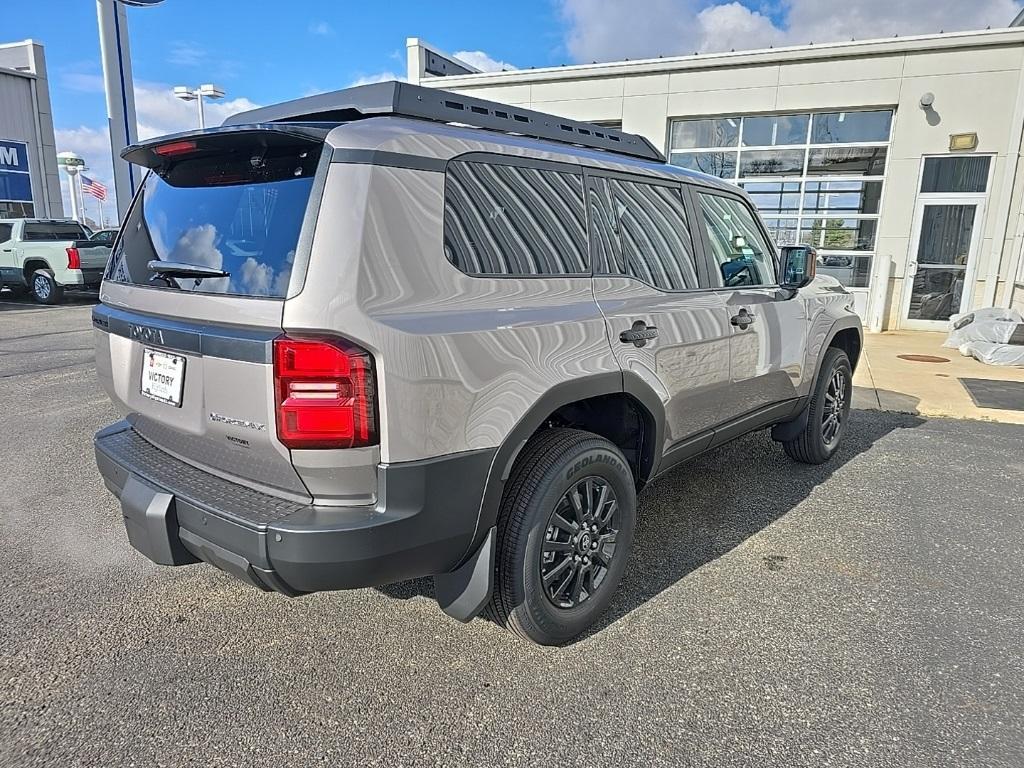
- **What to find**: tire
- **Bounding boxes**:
[782,347,852,464]
[486,428,637,645]
[30,269,63,305]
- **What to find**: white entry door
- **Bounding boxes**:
[902,196,986,330]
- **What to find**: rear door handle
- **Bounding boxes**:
[619,320,658,348]
[730,308,756,329]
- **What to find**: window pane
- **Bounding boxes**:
[921,156,991,193]
[0,171,33,203]
[443,161,588,276]
[0,223,13,243]
[811,110,893,143]
[741,114,809,146]
[610,179,700,291]
[698,193,777,287]
[803,180,882,214]
[760,217,799,246]
[739,149,805,177]
[669,151,737,178]
[740,181,801,214]
[800,218,877,251]
[23,222,87,241]
[817,253,872,288]
[667,118,741,150]
[670,118,740,149]
[807,147,887,176]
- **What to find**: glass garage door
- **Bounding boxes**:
[667,109,893,306]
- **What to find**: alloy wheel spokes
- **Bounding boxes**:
[541,476,619,609]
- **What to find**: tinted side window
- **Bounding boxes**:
[608,179,699,291]
[444,160,588,276]
[698,193,776,287]
[0,223,12,243]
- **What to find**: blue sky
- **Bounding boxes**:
[6,0,1021,219]
[11,0,571,133]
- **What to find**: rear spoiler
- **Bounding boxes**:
[120,123,333,170]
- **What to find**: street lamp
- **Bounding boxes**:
[173,83,226,129]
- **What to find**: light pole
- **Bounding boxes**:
[96,0,164,224]
[173,84,225,129]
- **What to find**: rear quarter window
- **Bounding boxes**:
[443,159,588,276]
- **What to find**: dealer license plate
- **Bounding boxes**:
[140,348,186,407]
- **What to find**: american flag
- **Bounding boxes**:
[81,175,107,201]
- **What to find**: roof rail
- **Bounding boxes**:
[223,81,665,163]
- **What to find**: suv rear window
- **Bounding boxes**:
[106,142,321,297]
[23,222,86,241]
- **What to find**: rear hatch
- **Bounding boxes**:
[94,127,327,500]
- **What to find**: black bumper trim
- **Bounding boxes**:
[95,421,494,594]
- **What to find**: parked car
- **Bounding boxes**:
[92,82,862,645]
[89,228,119,244]
[0,218,107,303]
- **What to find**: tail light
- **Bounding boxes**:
[273,337,377,449]
[66,247,80,270]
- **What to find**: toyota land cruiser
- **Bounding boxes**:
[92,81,861,645]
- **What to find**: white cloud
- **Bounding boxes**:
[169,224,223,270]
[559,0,1024,61]
[237,256,275,295]
[453,50,517,72]
[346,71,404,87]
[54,81,260,222]
[131,80,260,140]
[167,41,206,67]
[309,21,335,36]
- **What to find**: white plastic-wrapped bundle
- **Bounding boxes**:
[943,308,1024,366]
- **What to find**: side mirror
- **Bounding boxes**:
[779,245,817,290]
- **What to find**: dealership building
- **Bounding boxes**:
[409,28,1024,331]
[0,40,63,220]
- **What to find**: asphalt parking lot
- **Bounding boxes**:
[1,297,1023,768]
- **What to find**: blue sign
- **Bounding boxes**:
[0,140,32,204]
[0,140,30,172]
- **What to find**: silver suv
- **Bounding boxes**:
[92,82,861,645]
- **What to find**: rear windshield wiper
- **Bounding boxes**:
[147,260,230,280]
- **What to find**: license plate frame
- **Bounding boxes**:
[140,348,186,407]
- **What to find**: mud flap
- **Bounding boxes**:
[120,473,198,566]
[434,527,495,623]
[771,403,810,443]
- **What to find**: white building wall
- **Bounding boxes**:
[413,30,1024,330]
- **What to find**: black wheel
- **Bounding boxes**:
[782,347,852,464]
[486,428,636,645]
[30,269,63,305]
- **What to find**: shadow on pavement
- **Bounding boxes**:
[0,290,99,311]
[377,409,925,642]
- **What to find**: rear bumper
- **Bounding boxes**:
[60,268,103,288]
[94,421,493,595]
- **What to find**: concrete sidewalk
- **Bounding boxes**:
[853,331,1024,424]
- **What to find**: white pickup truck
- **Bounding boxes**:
[0,218,111,304]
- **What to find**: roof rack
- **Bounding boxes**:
[223,81,665,163]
